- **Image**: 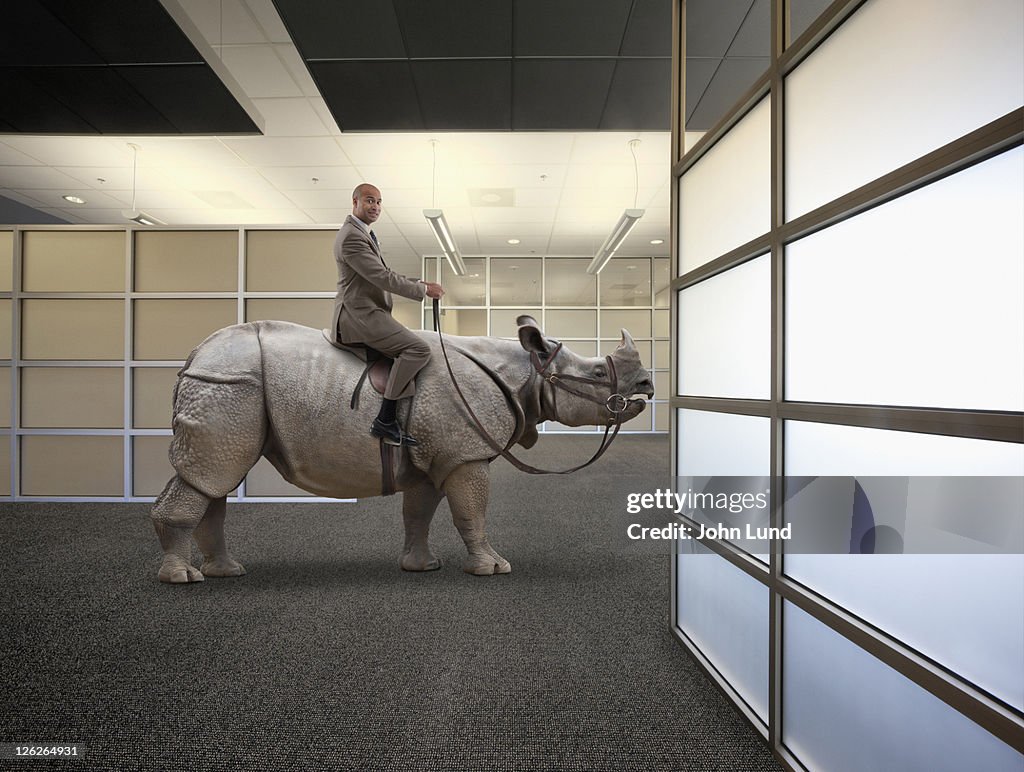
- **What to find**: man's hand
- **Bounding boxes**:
[421,281,445,299]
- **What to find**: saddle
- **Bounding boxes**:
[322,329,399,496]
[321,329,393,409]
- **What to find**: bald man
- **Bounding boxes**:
[332,183,444,446]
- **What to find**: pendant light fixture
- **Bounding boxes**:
[423,140,465,276]
[587,139,645,275]
[121,143,163,226]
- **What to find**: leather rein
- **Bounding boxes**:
[432,298,631,475]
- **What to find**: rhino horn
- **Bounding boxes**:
[517,318,549,354]
[617,328,637,351]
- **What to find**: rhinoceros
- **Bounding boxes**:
[151,315,654,583]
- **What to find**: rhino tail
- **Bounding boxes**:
[168,323,268,498]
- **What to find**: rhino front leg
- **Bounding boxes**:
[151,476,208,584]
[444,460,511,576]
[400,479,444,572]
[194,496,246,578]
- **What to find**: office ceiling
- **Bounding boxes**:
[0,0,776,276]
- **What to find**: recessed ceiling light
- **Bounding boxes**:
[507,238,520,245]
[627,265,637,270]
[650,239,664,245]
[481,192,502,203]
[62,195,86,204]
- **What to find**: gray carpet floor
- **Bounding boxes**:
[0,435,780,771]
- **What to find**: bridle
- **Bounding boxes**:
[432,298,635,475]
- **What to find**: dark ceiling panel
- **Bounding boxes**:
[514,60,616,129]
[621,0,673,57]
[514,0,632,56]
[684,58,718,123]
[0,1,102,65]
[39,0,202,64]
[411,61,512,130]
[16,67,178,134]
[273,0,407,59]
[312,61,423,130]
[394,0,511,58]
[685,0,754,58]
[0,70,97,132]
[790,0,834,43]
[686,57,767,130]
[601,59,670,129]
[728,0,770,57]
[115,66,259,134]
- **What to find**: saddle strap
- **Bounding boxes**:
[350,360,374,410]
[432,298,622,476]
[380,440,396,496]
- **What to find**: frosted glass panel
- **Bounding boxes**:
[545,309,596,338]
[677,409,769,477]
[677,540,769,722]
[441,258,485,305]
[491,259,541,305]
[678,254,770,399]
[786,421,1024,477]
[490,309,539,337]
[787,148,1024,410]
[545,259,595,306]
[600,259,650,306]
[784,602,1024,772]
[679,97,770,273]
[600,309,650,339]
[786,0,1024,219]
[786,421,1024,711]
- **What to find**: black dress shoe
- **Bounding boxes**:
[370,418,419,446]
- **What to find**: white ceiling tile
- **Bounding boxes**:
[250,98,331,137]
[0,142,43,166]
[177,0,268,45]
[0,137,130,167]
[473,222,553,237]
[547,235,603,255]
[1,166,95,190]
[303,209,347,225]
[222,137,350,167]
[282,189,352,210]
[34,208,78,223]
[121,138,251,168]
[563,163,666,190]
[273,43,321,98]
[309,97,342,135]
[568,132,671,165]
[150,208,312,225]
[260,166,360,190]
[338,134,440,167]
[27,188,131,210]
[354,165,433,190]
[101,188,206,209]
[243,0,292,43]
[471,207,554,225]
[1,189,48,208]
[220,45,302,98]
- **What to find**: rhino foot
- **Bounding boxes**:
[463,550,512,576]
[401,548,442,572]
[158,556,206,584]
[200,556,247,578]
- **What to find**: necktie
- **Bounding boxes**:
[369,230,387,267]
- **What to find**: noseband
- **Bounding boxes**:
[432,299,632,475]
[529,343,631,423]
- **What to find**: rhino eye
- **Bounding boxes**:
[594,366,607,378]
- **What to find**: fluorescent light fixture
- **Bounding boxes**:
[586,208,645,275]
[423,208,465,276]
[121,209,163,226]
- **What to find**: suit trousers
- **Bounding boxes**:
[347,323,431,401]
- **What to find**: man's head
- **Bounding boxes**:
[352,183,382,224]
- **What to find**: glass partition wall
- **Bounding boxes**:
[671,1,1023,770]
[0,228,667,502]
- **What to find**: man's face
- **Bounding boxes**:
[353,186,382,224]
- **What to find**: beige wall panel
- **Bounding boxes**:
[654,340,670,370]
[21,435,123,496]
[245,298,333,329]
[0,368,9,428]
[546,309,597,338]
[601,309,652,339]
[564,340,598,357]
[438,309,486,336]
[654,372,669,401]
[654,309,670,338]
[132,435,174,496]
[490,309,540,338]
[134,231,238,292]
[245,456,313,497]
[133,367,179,429]
[134,299,236,360]
[0,231,13,292]
[246,230,337,292]
[0,440,9,496]
[22,231,125,292]
[22,299,125,360]
[654,404,670,432]
[393,297,422,330]
[0,299,10,360]
[21,367,123,428]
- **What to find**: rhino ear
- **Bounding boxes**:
[617,328,637,351]
[518,319,549,354]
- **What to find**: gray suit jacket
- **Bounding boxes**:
[332,215,426,345]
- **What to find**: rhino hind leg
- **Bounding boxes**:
[444,461,512,576]
[152,476,210,584]
[194,496,246,578]
[400,479,444,572]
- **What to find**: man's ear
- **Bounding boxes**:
[517,318,549,354]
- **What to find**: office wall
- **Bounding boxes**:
[671,0,1023,769]
[1,227,665,501]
